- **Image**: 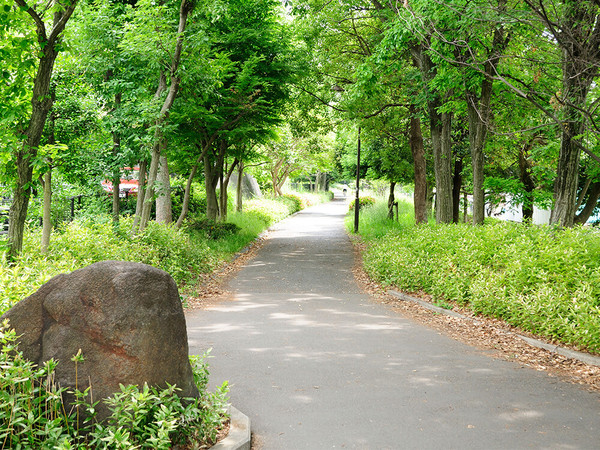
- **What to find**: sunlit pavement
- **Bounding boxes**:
[186,196,600,449]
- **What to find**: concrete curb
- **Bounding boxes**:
[388,289,600,368]
[210,405,251,450]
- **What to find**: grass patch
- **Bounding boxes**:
[351,199,600,354]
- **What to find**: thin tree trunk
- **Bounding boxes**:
[41,170,52,253]
[111,92,122,227]
[387,181,396,220]
[132,160,147,233]
[575,178,592,211]
[111,135,121,226]
[136,0,195,233]
[519,140,536,222]
[7,0,78,261]
[219,159,239,222]
[452,156,463,223]
[156,153,172,224]
[409,109,427,224]
[426,183,434,219]
[236,162,244,212]
[430,109,454,223]
[175,164,198,229]
[204,146,224,221]
[465,14,508,226]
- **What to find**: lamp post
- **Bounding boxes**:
[354,126,361,234]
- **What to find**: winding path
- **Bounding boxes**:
[186,196,600,449]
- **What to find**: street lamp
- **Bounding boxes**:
[354,127,361,234]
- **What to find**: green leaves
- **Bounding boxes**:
[359,201,600,353]
[0,325,230,449]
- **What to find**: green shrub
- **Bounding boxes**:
[0,218,217,314]
[349,196,376,211]
[360,212,600,353]
[187,218,241,239]
[0,321,229,449]
[279,193,303,213]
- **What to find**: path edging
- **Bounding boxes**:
[209,405,251,450]
[388,289,600,368]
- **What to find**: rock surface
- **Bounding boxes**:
[229,173,262,199]
[1,260,198,420]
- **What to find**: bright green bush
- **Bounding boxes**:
[279,193,303,213]
[359,204,600,353]
[244,198,295,226]
[0,217,217,314]
[349,196,376,211]
[0,322,229,449]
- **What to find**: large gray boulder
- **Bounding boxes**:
[1,261,198,420]
[229,172,262,199]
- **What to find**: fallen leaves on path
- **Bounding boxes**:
[350,236,600,392]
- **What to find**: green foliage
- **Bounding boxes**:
[244,198,296,226]
[357,202,600,353]
[0,217,216,314]
[348,196,376,211]
[187,218,241,239]
[0,322,229,449]
[279,193,304,213]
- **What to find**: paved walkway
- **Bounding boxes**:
[186,197,600,449]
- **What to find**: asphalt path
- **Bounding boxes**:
[186,196,600,449]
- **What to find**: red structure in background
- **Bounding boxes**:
[101,167,140,197]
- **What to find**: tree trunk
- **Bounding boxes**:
[41,170,52,253]
[414,45,453,224]
[574,182,600,224]
[550,107,585,227]
[204,145,224,221]
[111,134,121,227]
[7,1,78,261]
[136,0,194,233]
[409,109,427,224]
[111,92,122,227]
[219,159,239,222]
[550,0,597,227]
[175,164,198,229]
[452,156,463,223]
[465,18,507,226]
[518,140,536,222]
[156,154,172,224]
[236,163,244,212]
[132,160,147,233]
[430,108,454,223]
[426,182,434,219]
[467,93,486,226]
[387,181,396,220]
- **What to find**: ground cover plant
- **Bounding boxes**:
[0,322,229,449]
[351,200,600,354]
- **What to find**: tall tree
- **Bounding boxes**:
[3,0,78,261]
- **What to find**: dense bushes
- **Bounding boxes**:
[0,322,229,448]
[354,200,600,353]
[349,196,376,211]
[0,217,217,314]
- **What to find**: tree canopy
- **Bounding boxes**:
[3,0,600,260]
